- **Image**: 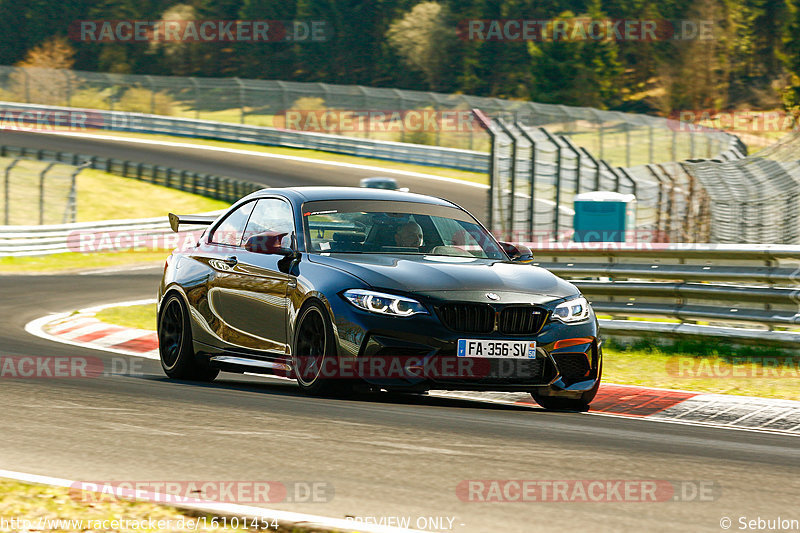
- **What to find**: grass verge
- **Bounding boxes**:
[0,251,170,274]
[604,338,800,401]
[95,302,157,330]
[0,163,228,274]
[95,305,800,401]
[75,168,228,222]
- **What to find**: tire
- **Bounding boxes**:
[531,361,602,412]
[292,301,352,396]
[158,294,219,382]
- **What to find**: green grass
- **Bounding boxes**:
[96,303,157,330]
[0,165,230,274]
[94,304,800,401]
[604,338,800,401]
[0,158,229,225]
[0,480,249,532]
[0,251,171,274]
[75,168,229,221]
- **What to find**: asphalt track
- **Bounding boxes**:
[1,130,799,532]
[0,130,490,221]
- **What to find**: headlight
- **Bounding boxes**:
[343,289,427,317]
[552,296,591,323]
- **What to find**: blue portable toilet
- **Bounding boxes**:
[573,191,636,242]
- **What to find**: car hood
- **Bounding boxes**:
[307,253,578,301]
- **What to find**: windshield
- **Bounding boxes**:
[302,200,506,259]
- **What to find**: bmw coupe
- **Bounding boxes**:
[158,187,602,410]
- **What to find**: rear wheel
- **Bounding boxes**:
[158,294,219,382]
[293,302,352,396]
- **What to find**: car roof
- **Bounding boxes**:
[360,177,397,183]
[247,186,458,207]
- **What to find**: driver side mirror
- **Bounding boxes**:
[499,242,533,263]
[244,232,295,257]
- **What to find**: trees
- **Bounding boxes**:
[386,1,455,90]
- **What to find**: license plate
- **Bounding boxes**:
[457,339,537,359]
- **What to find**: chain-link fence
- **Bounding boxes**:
[484,112,732,243]
[0,157,80,225]
[0,66,737,167]
[679,132,800,244]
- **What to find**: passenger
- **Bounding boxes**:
[394,221,423,247]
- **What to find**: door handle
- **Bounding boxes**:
[223,255,238,266]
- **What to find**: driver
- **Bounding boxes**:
[394,221,423,248]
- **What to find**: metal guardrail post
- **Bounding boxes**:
[4,159,20,225]
[38,162,56,225]
[538,128,562,235]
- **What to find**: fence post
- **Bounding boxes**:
[625,122,631,167]
[598,119,604,160]
[235,78,245,124]
[472,109,496,230]
[646,165,668,241]
[190,77,200,119]
[539,128,562,236]
[516,122,537,241]
[617,167,637,197]
[38,162,56,225]
[579,147,601,191]
[63,70,72,107]
[4,159,20,225]
[23,69,30,103]
[496,119,518,236]
[64,162,87,224]
[561,136,582,195]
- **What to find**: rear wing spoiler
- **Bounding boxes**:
[168,213,218,232]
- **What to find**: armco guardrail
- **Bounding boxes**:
[0,102,490,173]
[0,143,263,204]
[528,243,800,345]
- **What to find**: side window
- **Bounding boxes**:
[210,201,256,246]
[242,198,295,245]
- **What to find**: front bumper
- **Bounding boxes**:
[327,295,602,397]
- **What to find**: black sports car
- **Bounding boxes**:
[158,187,602,410]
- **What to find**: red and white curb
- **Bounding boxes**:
[25,299,160,360]
[0,469,424,533]
[26,300,800,437]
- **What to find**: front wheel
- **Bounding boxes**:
[293,302,352,396]
[158,294,219,382]
[532,362,602,412]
